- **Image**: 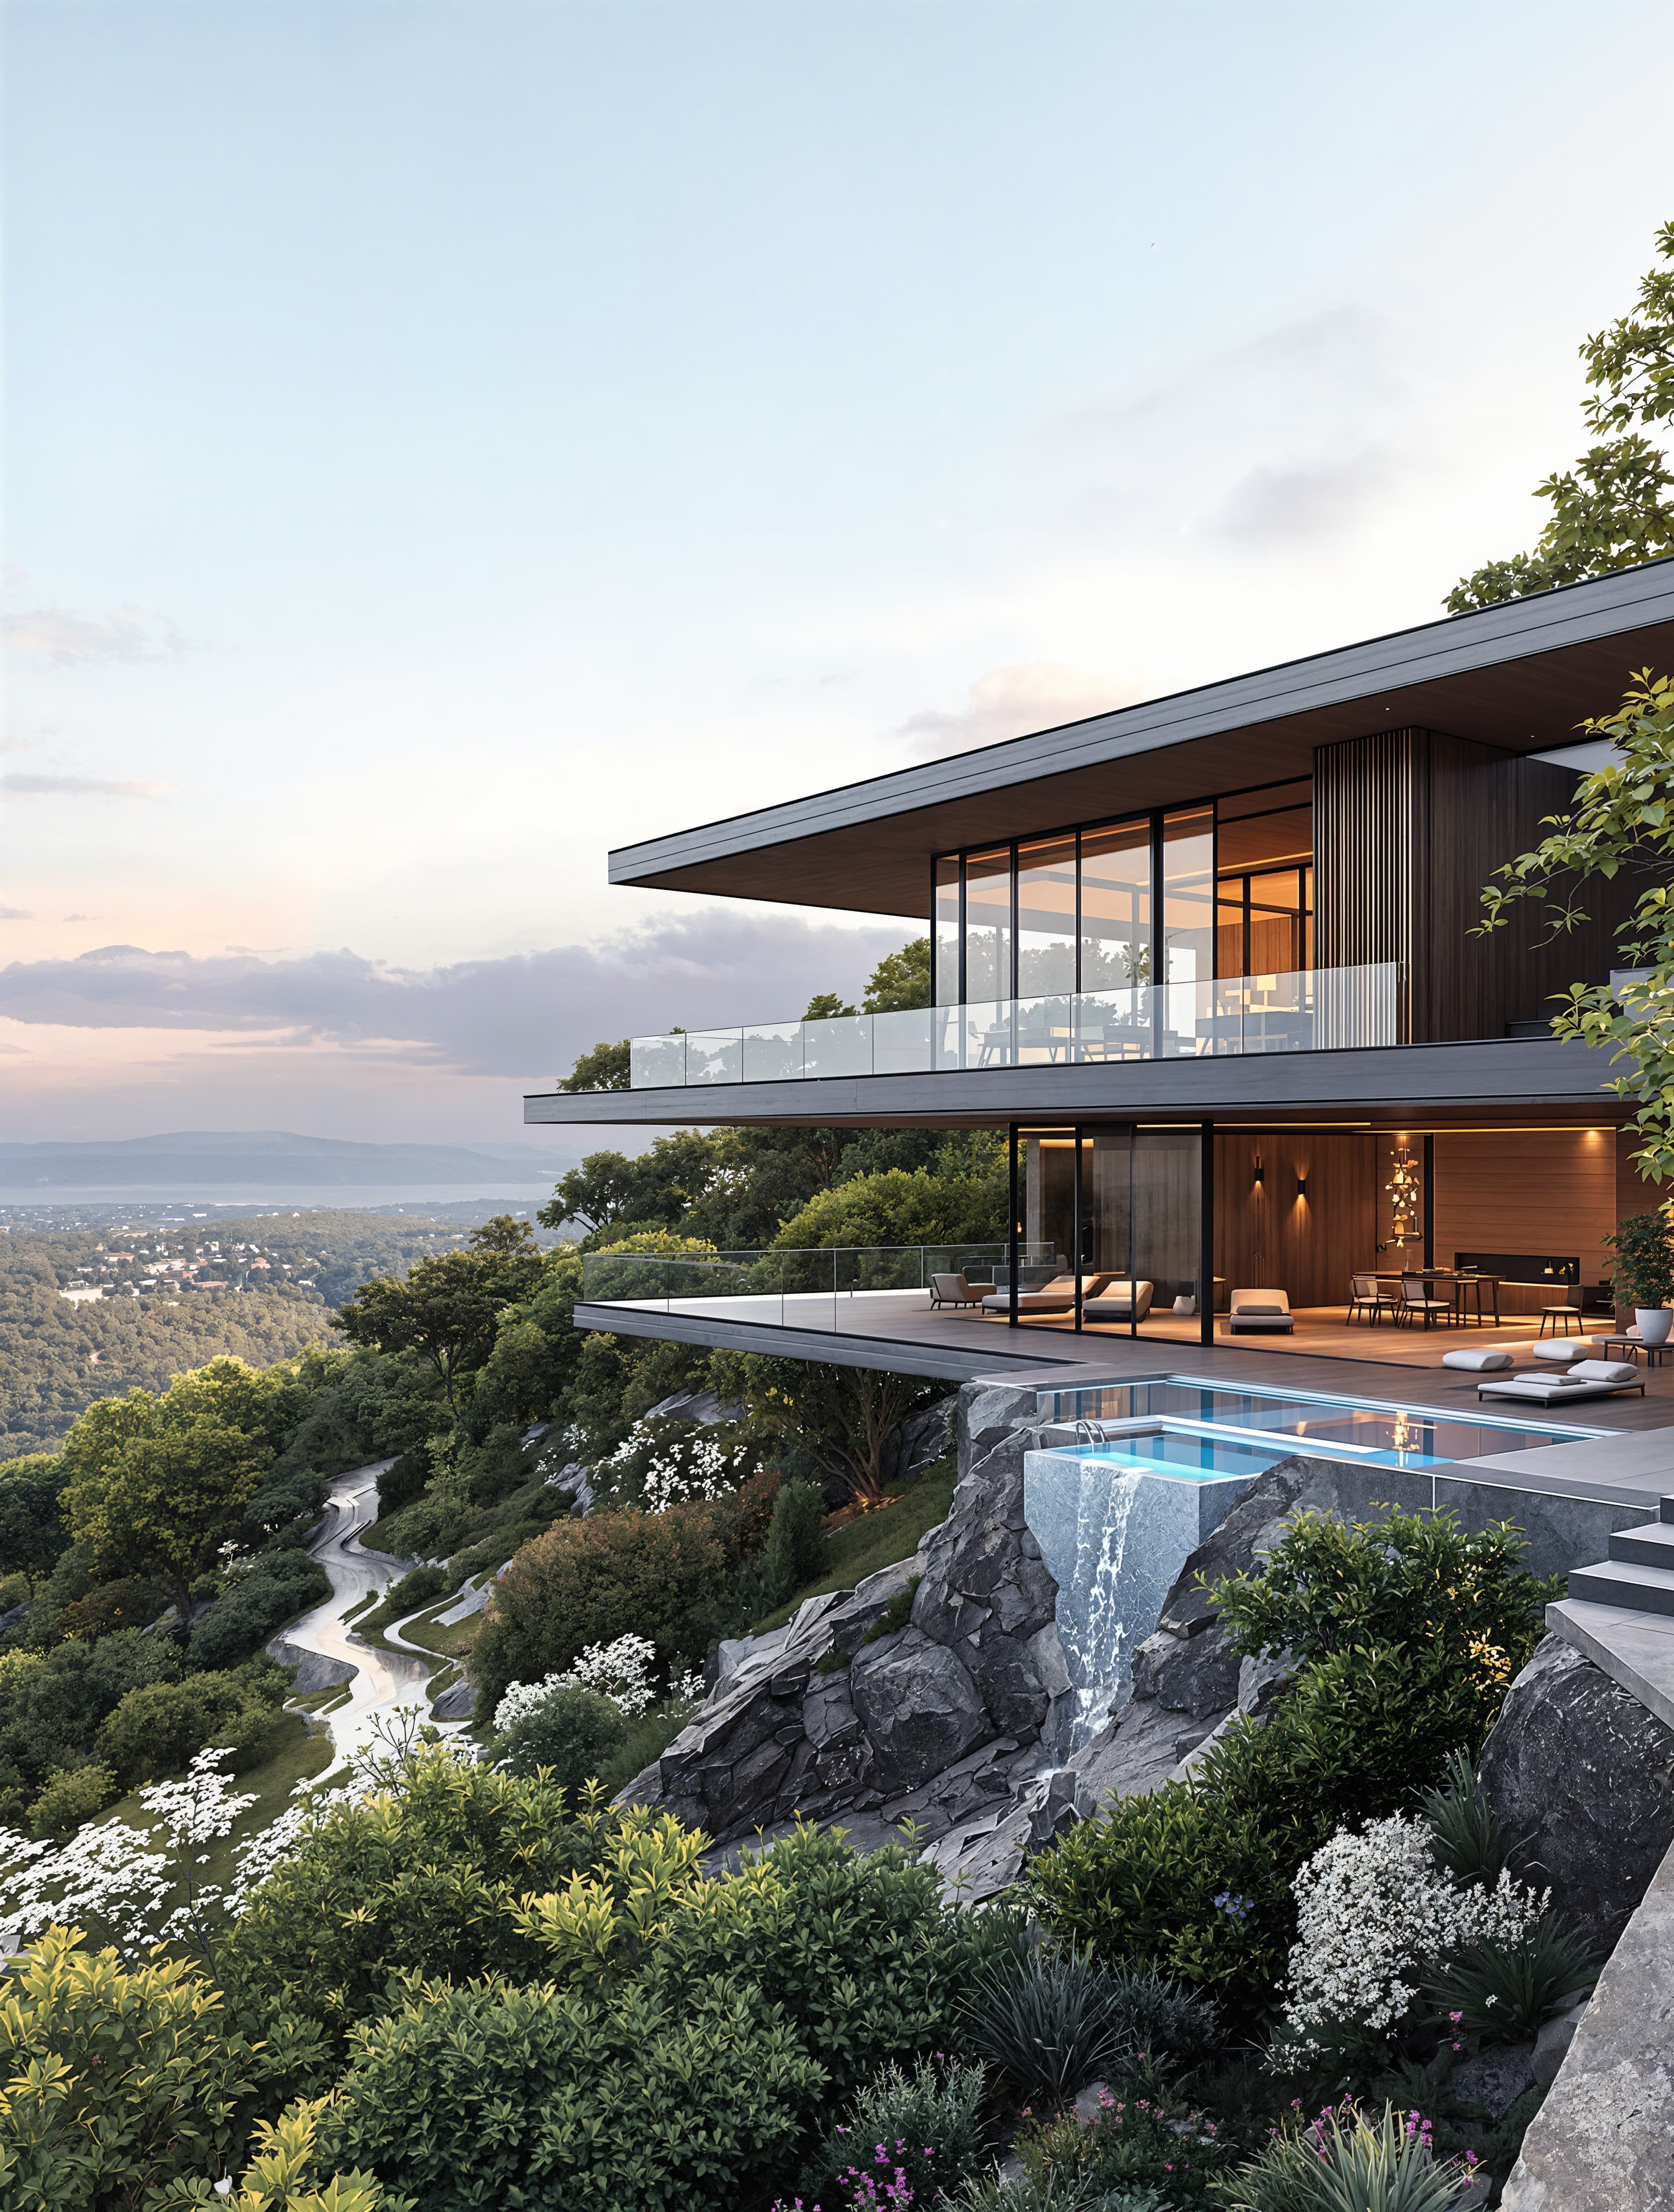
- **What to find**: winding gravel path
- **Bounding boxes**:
[280,1461,449,1773]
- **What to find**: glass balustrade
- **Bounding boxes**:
[579,1242,1057,1327]
[626,961,1401,1089]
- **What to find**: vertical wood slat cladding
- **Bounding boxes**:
[1431,1128,1616,1313]
[1213,1130,1375,1309]
[1314,729,1633,1042]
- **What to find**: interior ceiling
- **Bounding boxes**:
[614,600,1674,918]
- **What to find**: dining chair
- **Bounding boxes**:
[1346,1273,1393,1326]
[1397,1274,1452,1329]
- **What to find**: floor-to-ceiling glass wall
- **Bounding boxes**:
[1011,1123,1210,1341]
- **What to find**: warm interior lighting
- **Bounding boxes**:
[1297,1175,1309,1198]
[1253,1155,1264,1186]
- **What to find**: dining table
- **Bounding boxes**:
[1372,1268,1504,1326]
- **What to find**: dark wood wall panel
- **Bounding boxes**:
[1214,1130,1376,1310]
[1431,1128,1616,1313]
[1315,729,1635,1043]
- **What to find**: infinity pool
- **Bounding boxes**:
[1037,1374,1606,1473]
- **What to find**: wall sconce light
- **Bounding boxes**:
[1252,1155,1264,1187]
[1297,1175,1309,1198]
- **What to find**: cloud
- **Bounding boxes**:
[0,910,918,1081]
[3,773,174,801]
[1205,444,1396,547]
[895,660,1134,759]
[3,604,184,668]
[0,907,30,922]
[0,738,32,756]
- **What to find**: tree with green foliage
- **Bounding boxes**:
[1447,220,1674,611]
[0,1453,71,1581]
[332,1214,542,1409]
[539,1130,729,1242]
[1476,669,1674,1179]
[719,1352,945,1505]
[560,1037,631,1091]
[863,935,931,1012]
[63,1412,272,1623]
[770,1161,1006,1252]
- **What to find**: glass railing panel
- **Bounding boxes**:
[1013,993,1073,1064]
[742,1022,805,1082]
[684,1029,744,1084]
[802,1012,872,1078]
[871,1005,934,1074]
[623,961,1405,1085]
[630,1033,687,1088]
[1071,987,1149,1062]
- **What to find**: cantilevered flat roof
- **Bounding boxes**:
[609,560,1674,918]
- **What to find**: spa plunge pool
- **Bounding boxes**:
[1023,1380,1607,1748]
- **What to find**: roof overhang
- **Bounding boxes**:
[609,561,1674,918]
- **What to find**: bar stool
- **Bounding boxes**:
[1539,1298,1583,1337]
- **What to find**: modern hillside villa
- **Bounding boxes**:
[531,563,1674,2201]
[530,559,1674,1390]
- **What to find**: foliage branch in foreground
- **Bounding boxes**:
[1475,669,1674,1181]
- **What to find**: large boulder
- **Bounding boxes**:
[623,1380,1064,1843]
[1479,1635,1674,1962]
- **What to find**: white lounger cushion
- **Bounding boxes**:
[1531,1338,1599,1363]
[1442,1347,1515,1372]
[1479,1375,1639,1403]
[1570,1360,1642,1383]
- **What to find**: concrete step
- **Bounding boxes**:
[1661,1494,1674,1526]
[1609,1520,1674,1569]
[1567,1557,1674,1618]
[1547,1597,1674,1732]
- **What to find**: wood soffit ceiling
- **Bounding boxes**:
[609,564,1674,919]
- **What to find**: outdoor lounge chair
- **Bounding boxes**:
[981,1270,1119,1315]
[1476,1359,1645,1406]
[1081,1280,1154,1323]
[1228,1288,1293,1333]
[929,1271,993,1312]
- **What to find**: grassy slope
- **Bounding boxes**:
[751,1454,958,1634]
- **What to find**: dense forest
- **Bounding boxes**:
[0,1212,482,1459]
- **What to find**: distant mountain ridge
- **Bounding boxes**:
[0,1131,574,1188]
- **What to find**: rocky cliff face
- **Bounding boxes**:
[623,1381,1071,1845]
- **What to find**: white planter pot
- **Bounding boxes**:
[1635,1307,1674,1348]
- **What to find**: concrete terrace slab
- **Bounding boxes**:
[1548,1598,1674,1738]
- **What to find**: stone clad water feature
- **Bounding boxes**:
[1022,1445,1261,1749]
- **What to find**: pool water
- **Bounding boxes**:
[1040,1374,1605,1473]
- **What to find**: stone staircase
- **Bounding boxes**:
[1568,1497,1674,1615]
[1551,1495,1674,1733]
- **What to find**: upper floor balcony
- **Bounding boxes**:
[628,960,1403,1090]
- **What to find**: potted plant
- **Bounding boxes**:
[1605,1209,1674,1347]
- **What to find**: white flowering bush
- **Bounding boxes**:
[491,1633,710,1743]
[602,1417,753,1513]
[1279,1813,1547,2055]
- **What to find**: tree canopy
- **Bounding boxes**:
[1447,220,1674,612]
[1476,668,1674,1179]
[332,1215,543,1409]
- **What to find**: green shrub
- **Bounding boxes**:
[798,2055,988,2209]
[218,1746,668,2052]
[496,1683,630,1788]
[1029,1644,1494,2026]
[1419,1750,1503,1887]
[383,1562,451,1617]
[93,1670,283,1789]
[27,1760,118,1838]
[763,1476,829,1593]
[186,1550,330,1671]
[0,1626,181,1798]
[1209,1506,1559,1728]
[1424,1915,1598,2043]
[595,1701,698,1799]
[966,1946,1130,2105]
[469,1503,731,1718]
[1017,2083,1230,2205]
[376,1447,432,1521]
[315,1969,822,2211]
[1210,2099,1474,2211]
[957,2170,1164,2210]
[0,1926,305,2211]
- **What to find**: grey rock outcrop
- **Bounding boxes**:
[1500,1832,1674,2211]
[1479,1635,1674,1961]
[623,1381,1066,1843]
[270,1637,355,1694]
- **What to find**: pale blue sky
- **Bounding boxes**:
[3,0,1672,1140]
